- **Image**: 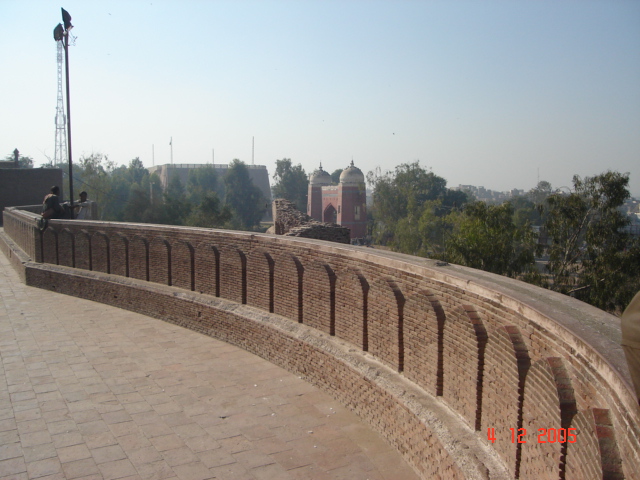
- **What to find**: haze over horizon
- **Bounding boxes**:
[2,1,639,196]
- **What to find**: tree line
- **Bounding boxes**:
[367,162,640,314]
[14,150,639,313]
[39,154,267,231]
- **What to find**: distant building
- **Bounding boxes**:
[453,184,523,203]
[307,161,367,239]
[147,163,271,203]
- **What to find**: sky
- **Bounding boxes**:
[2,0,639,196]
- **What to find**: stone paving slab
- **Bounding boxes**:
[0,252,419,480]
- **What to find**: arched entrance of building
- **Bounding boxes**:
[323,204,337,224]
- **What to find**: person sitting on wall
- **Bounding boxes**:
[41,186,65,220]
[622,290,640,406]
[74,191,92,220]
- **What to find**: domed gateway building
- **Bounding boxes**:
[307,161,367,240]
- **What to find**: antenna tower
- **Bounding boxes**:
[54,40,68,166]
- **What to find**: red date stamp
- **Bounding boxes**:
[487,427,577,444]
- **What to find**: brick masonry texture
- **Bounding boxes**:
[271,198,351,243]
[2,207,640,479]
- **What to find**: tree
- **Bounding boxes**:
[187,164,221,205]
[367,161,462,245]
[528,180,553,206]
[186,191,231,228]
[73,153,119,218]
[330,169,343,185]
[142,173,165,223]
[272,159,308,212]
[224,159,266,230]
[128,157,147,185]
[160,173,191,225]
[392,200,450,257]
[122,183,151,223]
[444,201,540,278]
[510,195,541,228]
[541,171,640,312]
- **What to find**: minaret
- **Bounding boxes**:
[337,160,367,239]
[307,163,331,220]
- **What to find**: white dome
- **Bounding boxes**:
[309,164,332,186]
[339,161,365,185]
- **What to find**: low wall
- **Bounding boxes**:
[2,207,639,479]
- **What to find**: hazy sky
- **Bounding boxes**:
[2,0,639,195]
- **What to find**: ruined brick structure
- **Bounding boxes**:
[307,161,367,239]
[271,198,350,243]
[2,206,640,479]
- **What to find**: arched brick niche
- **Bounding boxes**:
[403,290,444,397]
[334,267,368,349]
[480,326,531,479]
[128,235,149,282]
[368,276,404,371]
[149,237,171,286]
[91,232,110,273]
[246,249,274,312]
[219,245,246,304]
[443,305,488,430]
[302,261,335,334]
[273,251,303,323]
[171,240,194,291]
[3,208,640,480]
[109,233,128,277]
[74,230,91,271]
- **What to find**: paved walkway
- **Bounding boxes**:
[0,252,418,480]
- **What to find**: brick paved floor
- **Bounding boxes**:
[0,252,418,480]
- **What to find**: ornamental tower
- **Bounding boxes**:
[307,163,332,222]
[337,161,367,238]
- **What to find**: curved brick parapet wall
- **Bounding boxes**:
[2,207,640,479]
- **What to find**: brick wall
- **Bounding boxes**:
[272,198,351,243]
[3,207,640,479]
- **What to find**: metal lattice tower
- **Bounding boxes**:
[54,40,67,166]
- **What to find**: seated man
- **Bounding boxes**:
[41,186,65,219]
[74,191,92,220]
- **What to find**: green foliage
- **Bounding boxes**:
[224,159,267,230]
[185,191,232,228]
[187,164,221,204]
[330,169,343,185]
[540,171,640,312]
[75,153,117,215]
[445,202,540,278]
[54,155,266,230]
[122,183,150,223]
[510,195,541,227]
[391,200,447,257]
[528,180,553,206]
[160,174,191,225]
[128,157,147,185]
[272,158,308,212]
[368,161,467,246]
